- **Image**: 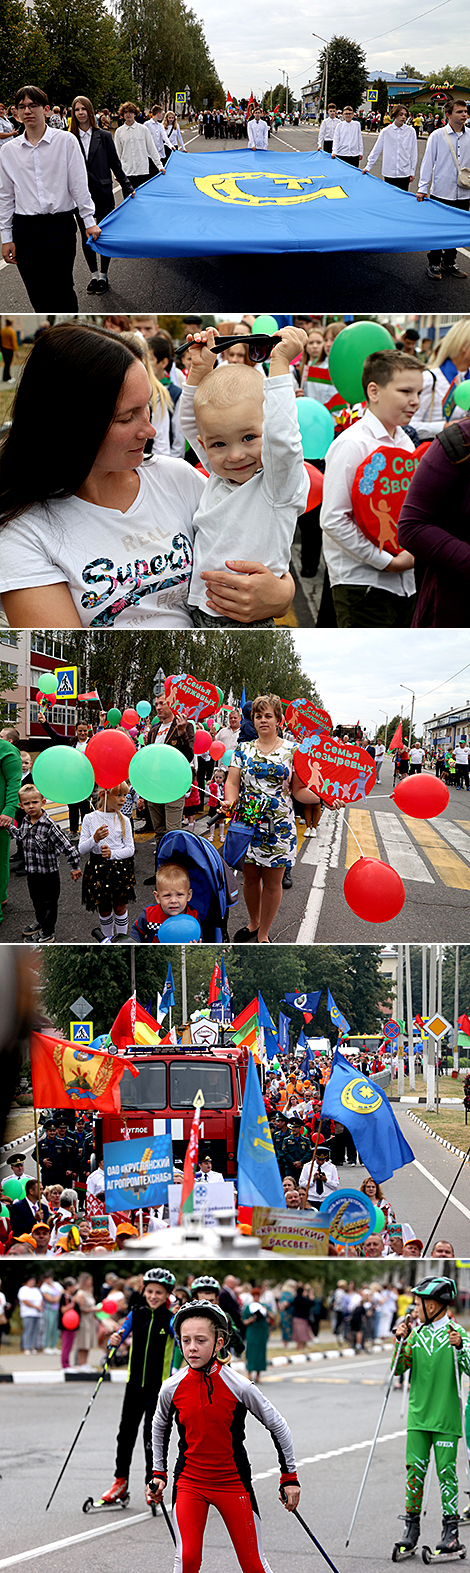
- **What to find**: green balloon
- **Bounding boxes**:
[107,707,122,726]
[33,746,95,805]
[38,671,59,696]
[453,382,470,412]
[328,321,395,406]
[374,1206,385,1234]
[216,687,224,705]
[2,1176,24,1200]
[129,743,192,803]
[252,315,280,336]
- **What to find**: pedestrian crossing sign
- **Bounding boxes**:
[176,92,186,105]
[70,1022,93,1044]
[366,89,378,102]
[55,666,78,699]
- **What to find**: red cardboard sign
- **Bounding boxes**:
[166,673,223,722]
[294,732,376,806]
[285,698,333,742]
[352,444,430,556]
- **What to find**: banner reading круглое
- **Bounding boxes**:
[104,1136,173,1212]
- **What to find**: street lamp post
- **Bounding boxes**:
[265,81,273,113]
[312,31,330,118]
[400,684,416,749]
[379,710,389,749]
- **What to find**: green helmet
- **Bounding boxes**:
[414,1276,456,1305]
[190,1275,221,1297]
[172,1299,230,1353]
[143,1268,176,1289]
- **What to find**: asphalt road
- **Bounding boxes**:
[1,1356,470,1571]
[3,759,470,944]
[0,124,469,313]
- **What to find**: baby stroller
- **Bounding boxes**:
[157,831,238,942]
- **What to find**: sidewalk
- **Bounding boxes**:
[0,1330,394,1382]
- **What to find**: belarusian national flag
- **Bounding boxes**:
[208,961,221,1005]
[178,1104,201,1221]
[389,721,403,751]
[77,690,100,702]
[30,1032,138,1113]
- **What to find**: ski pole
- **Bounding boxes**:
[422,1450,434,1517]
[45,1346,116,1511]
[345,1337,404,1547]
[421,1144,470,1257]
[399,1367,410,1419]
[161,1499,176,1545]
[452,1342,470,1494]
[281,1493,342,1573]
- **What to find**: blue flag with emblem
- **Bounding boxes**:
[321,1048,414,1183]
[90,151,470,260]
[258,993,278,1061]
[283,991,322,1015]
[220,958,231,1012]
[327,989,350,1036]
[160,964,175,1014]
[240,685,246,710]
[278,1011,290,1054]
[237,1052,285,1206]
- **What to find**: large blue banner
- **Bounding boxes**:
[90,149,470,258]
[104,1135,173,1212]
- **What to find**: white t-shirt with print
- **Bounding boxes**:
[0,459,206,629]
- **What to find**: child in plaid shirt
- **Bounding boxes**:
[9,783,81,942]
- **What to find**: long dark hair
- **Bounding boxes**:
[0,324,139,529]
[70,95,98,139]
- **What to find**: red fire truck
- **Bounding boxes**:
[93,1033,250,1177]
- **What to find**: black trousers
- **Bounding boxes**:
[1,348,14,380]
[323,139,333,153]
[337,154,361,167]
[456,763,470,790]
[27,872,60,935]
[69,797,92,834]
[115,1384,161,1483]
[384,175,411,190]
[12,211,78,311]
[428,194,470,267]
[332,583,416,628]
[76,193,113,275]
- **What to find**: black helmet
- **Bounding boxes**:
[143,1268,176,1289]
[173,1299,230,1354]
[414,1276,456,1304]
[190,1275,220,1297]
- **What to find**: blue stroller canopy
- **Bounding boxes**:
[157,831,237,942]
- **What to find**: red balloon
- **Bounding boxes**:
[121,708,139,729]
[62,1307,80,1330]
[36,690,44,703]
[86,729,136,788]
[344,858,406,923]
[304,462,324,512]
[209,739,225,760]
[101,1296,119,1314]
[193,729,212,754]
[392,774,449,819]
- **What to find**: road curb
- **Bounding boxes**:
[0,1345,394,1383]
[1,1130,36,1155]
[406,1109,470,1163]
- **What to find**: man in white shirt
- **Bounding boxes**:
[114,102,164,185]
[454,741,470,791]
[247,109,269,151]
[374,740,385,780]
[299,1140,339,1207]
[417,96,470,281]
[148,105,173,164]
[216,710,242,752]
[409,745,424,774]
[320,348,421,626]
[363,104,418,190]
[18,1276,44,1352]
[0,84,100,310]
[332,107,363,167]
[318,104,337,155]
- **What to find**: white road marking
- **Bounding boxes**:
[374,812,434,882]
[457,248,470,258]
[296,810,344,942]
[429,816,470,864]
[0,1514,150,1569]
[252,1430,406,1482]
[412,1158,470,1224]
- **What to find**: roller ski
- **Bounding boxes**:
[82,1477,129,1513]
[422,1517,467,1563]
[392,1513,421,1561]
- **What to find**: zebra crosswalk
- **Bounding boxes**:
[298,804,470,891]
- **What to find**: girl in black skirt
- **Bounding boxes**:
[79,781,135,941]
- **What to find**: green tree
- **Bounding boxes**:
[32,0,133,106]
[117,0,223,108]
[428,64,470,86]
[0,658,24,727]
[400,63,426,79]
[62,630,323,715]
[316,36,368,111]
[371,78,389,120]
[0,0,53,102]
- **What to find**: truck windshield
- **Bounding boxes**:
[119,1064,166,1110]
[170,1062,232,1109]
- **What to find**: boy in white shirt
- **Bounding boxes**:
[179,326,309,625]
[318,105,337,154]
[320,348,422,627]
[331,107,363,167]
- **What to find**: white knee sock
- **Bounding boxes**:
[99,913,114,939]
[114,909,129,935]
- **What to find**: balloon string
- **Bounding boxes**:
[346,820,365,858]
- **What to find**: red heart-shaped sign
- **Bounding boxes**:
[352,443,430,555]
[294,732,376,807]
[285,698,333,741]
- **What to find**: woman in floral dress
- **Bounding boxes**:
[224,693,322,943]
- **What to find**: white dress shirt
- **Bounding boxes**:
[114,121,161,176]
[248,119,269,150]
[318,116,337,149]
[0,116,15,140]
[0,125,95,242]
[148,119,172,158]
[365,122,418,178]
[299,1158,340,1200]
[320,407,416,597]
[418,125,470,203]
[79,126,92,160]
[332,120,363,159]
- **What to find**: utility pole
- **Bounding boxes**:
[453,945,460,1072]
[422,945,428,1076]
[397,944,405,1095]
[426,945,437,1110]
[405,944,415,1091]
[181,946,188,1024]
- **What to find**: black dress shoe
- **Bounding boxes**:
[282,868,292,889]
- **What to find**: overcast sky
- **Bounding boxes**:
[292,630,470,736]
[201,0,469,99]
